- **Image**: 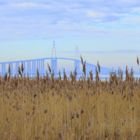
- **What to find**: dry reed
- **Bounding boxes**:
[0,58,140,140]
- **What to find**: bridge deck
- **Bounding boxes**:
[0,57,109,77]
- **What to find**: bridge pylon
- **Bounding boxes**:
[51,41,57,75]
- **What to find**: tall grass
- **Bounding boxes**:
[0,57,140,140]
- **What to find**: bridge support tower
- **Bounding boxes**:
[51,41,57,76]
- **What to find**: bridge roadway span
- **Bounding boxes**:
[0,57,95,77]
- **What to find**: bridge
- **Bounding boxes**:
[0,44,110,78]
[0,57,99,78]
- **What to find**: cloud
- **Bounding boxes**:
[10,2,50,9]
[86,11,122,22]
[87,11,105,18]
[0,0,140,40]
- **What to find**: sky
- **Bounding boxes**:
[0,0,140,68]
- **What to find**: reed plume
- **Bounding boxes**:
[125,66,129,81]
[7,64,11,79]
[36,68,39,80]
[97,61,101,73]
[58,70,62,80]
[63,69,67,81]
[21,63,24,75]
[47,63,52,74]
[80,56,84,66]
[137,57,139,66]
[95,67,99,83]
[89,70,93,81]
[117,68,123,81]
[18,66,22,77]
[80,56,86,79]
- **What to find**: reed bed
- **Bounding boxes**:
[0,58,140,140]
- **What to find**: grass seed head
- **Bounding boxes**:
[137,57,139,65]
[36,69,39,80]
[47,63,52,74]
[97,61,101,73]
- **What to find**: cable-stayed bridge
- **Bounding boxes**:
[0,57,110,78]
[0,45,110,78]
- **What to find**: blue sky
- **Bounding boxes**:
[0,0,140,68]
